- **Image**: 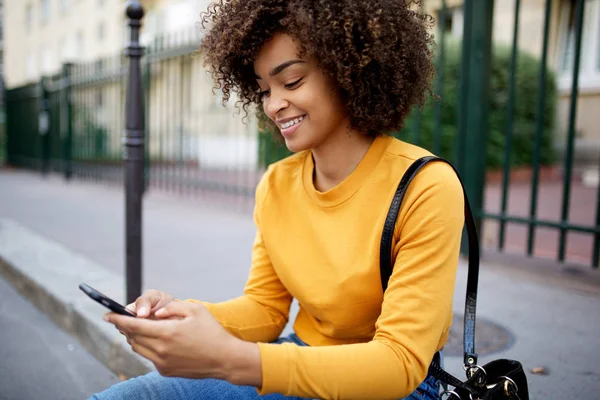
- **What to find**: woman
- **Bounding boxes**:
[94,0,464,399]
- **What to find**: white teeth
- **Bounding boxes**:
[281,115,305,129]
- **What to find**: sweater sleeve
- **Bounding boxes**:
[256,162,465,399]
[187,168,293,343]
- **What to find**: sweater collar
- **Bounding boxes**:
[302,135,391,207]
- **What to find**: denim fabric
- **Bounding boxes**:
[90,333,440,400]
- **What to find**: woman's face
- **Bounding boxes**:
[254,34,350,153]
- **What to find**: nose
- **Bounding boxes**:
[264,89,289,120]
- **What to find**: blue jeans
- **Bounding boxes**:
[90,333,440,399]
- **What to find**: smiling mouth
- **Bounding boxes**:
[279,115,306,130]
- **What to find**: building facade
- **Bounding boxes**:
[3,0,161,88]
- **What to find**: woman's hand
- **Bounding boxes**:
[126,289,175,318]
[105,302,262,386]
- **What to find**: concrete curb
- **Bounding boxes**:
[0,218,154,378]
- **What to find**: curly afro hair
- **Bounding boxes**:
[199,0,436,136]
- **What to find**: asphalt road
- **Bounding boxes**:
[0,275,119,400]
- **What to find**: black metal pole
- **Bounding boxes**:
[124,1,145,304]
[39,77,51,176]
[61,63,73,180]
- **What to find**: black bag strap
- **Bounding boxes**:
[379,156,480,370]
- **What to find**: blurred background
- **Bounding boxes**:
[2,0,599,265]
[0,0,599,399]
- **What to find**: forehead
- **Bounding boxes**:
[254,34,302,75]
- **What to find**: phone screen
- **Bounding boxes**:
[79,283,136,317]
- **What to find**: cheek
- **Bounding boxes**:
[305,79,343,118]
[307,91,344,131]
[300,88,330,122]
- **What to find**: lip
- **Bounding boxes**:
[277,115,306,137]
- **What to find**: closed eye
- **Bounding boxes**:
[285,78,303,89]
[258,78,302,99]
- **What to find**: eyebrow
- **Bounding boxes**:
[256,60,306,79]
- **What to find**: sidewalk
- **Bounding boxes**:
[0,274,118,399]
[1,169,600,399]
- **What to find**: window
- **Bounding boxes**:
[76,30,85,59]
[58,37,66,62]
[62,36,77,61]
[98,22,105,41]
[557,0,600,91]
[40,45,53,74]
[25,4,34,32]
[438,6,463,38]
[25,52,37,81]
[40,0,50,23]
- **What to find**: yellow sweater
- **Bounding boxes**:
[195,135,464,399]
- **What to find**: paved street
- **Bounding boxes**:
[0,274,118,400]
[1,169,600,399]
[0,169,257,300]
[20,161,599,266]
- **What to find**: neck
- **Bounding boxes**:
[312,128,375,192]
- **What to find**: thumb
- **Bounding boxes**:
[135,297,152,318]
[154,301,197,319]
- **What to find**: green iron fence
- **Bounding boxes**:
[4,0,599,267]
[5,29,262,197]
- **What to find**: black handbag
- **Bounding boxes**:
[380,156,529,400]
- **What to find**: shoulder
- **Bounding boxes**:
[380,138,464,225]
[383,137,462,195]
[384,136,434,161]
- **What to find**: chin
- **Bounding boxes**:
[283,136,312,153]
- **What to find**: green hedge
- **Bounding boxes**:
[258,39,557,169]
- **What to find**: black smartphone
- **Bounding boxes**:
[79,283,136,317]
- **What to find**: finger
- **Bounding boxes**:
[150,296,174,314]
[155,301,197,319]
[128,338,161,366]
[135,297,152,318]
[135,290,161,318]
[128,335,163,352]
[104,311,119,322]
[105,313,133,337]
[125,302,137,313]
[107,313,164,338]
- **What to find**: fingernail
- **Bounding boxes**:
[103,315,110,322]
[139,307,147,316]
